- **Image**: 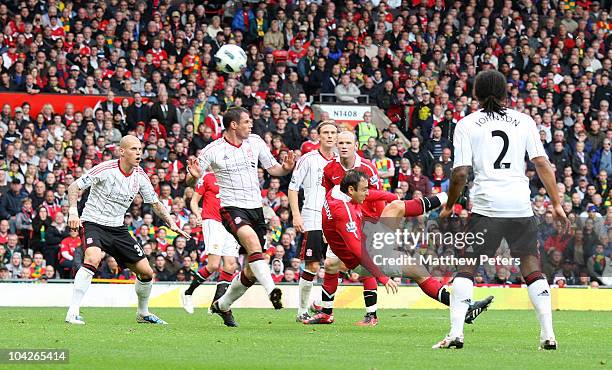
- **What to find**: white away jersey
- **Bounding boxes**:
[76,159,159,227]
[198,134,279,209]
[289,149,336,231]
[453,108,547,217]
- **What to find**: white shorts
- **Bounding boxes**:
[202,219,240,257]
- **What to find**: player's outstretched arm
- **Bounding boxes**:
[267,150,296,176]
[67,182,81,230]
[532,156,569,229]
[190,191,203,226]
[151,201,191,240]
[186,157,203,187]
[440,166,469,219]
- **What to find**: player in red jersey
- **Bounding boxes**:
[305,132,493,325]
[305,130,396,326]
[182,169,240,314]
[322,170,400,291]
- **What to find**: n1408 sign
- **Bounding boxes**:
[319,105,372,128]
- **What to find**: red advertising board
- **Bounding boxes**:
[0,92,135,115]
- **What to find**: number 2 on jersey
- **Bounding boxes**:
[491,130,511,169]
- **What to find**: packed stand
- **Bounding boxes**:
[0,0,611,287]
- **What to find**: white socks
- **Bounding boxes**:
[449,277,473,338]
[249,259,276,295]
[135,278,153,316]
[298,273,314,315]
[527,278,555,340]
[67,267,94,316]
[218,273,250,311]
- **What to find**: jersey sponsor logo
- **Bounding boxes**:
[346,221,357,233]
[81,176,93,187]
[323,200,332,219]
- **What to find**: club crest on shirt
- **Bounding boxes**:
[346,221,357,233]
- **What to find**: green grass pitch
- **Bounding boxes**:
[0,308,610,369]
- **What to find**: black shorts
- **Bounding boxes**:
[219,207,267,251]
[463,213,539,259]
[82,221,145,266]
[299,230,327,262]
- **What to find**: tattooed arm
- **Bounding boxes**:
[151,201,191,239]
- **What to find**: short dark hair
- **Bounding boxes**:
[473,70,507,116]
[223,107,249,129]
[340,169,367,194]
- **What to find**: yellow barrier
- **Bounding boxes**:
[148,285,612,311]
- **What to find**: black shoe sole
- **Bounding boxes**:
[269,288,283,309]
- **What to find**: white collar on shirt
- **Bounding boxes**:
[331,185,351,202]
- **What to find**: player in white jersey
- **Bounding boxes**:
[188,107,295,327]
[433,70,568,350]
[288,121,338,322]
[65,135,191,325]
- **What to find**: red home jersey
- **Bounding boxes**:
[322,187,395,285]
[322,154,388,218]
[194,172,222,222]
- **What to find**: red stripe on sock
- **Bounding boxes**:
[198,266,212,279]
[404,199,424,217]
[239,271,254,287]
[219,270,234,282]
[525,271,544,285]
[360,276,378,290]
[418,276,444,301]
[247,252,264,263]
[301,270,315,282]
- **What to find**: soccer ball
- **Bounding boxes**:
[214,44,247,73]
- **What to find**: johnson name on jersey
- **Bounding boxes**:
[453,109,547,217]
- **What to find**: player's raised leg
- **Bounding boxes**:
[65,246,103,324]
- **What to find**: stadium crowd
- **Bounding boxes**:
[0,0,611,287]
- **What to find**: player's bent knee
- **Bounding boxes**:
[324,258,340,273]
[306,261,320,272]
[83,247,103,267]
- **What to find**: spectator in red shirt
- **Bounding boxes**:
[544,221,572,254]
[58,228,80,278]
